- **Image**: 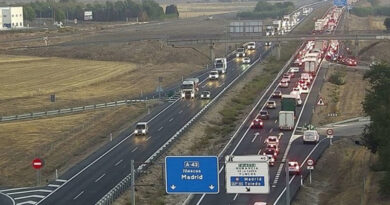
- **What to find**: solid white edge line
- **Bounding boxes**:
[37,97,180,204]
[274,7,343,202]
[8,190,52,195]
[192,35,305,205]
[273,137,327,205]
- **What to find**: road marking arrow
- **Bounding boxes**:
[170,185,176,190]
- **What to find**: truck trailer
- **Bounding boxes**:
[279,111,295,130]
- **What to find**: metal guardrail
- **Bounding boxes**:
[0,99,151,122]
[95,43,271,205]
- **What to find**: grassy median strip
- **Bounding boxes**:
[191,42,299,153]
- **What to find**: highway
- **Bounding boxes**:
[189,5,346,205]
[0,37,270,205]
[0,2,323,205]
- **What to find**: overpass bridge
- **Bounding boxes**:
[166,30,390,61]
[166,30,390,46]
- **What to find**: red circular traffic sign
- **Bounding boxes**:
[32,158,44,170]
[326,128,334,136]
[307,159,314,166]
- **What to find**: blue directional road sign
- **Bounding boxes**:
[165,156,219,194]
[334,0,347,7]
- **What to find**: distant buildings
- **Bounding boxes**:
[0,7,24,29]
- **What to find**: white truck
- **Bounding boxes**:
[214,58,227,74]
[279,111,295,130]
[181,78,199,99]
[289,91,303,106]
[304,58,318,73]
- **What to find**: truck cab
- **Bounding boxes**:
[236,48,246,58]
[214,58,227,74]
[181,78,199,99]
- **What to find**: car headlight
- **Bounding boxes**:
[191,93,195,97]
[181,93,185,97]
[134,130,138,133]
[207,94,210,97]
[142,130,146,133]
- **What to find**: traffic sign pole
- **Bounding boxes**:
[309,170,312,184]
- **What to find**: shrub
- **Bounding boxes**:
[328,71,346,85]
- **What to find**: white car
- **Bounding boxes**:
[246,42,256,50]
[209,70,219,80]
[265,136,279,146]
[267,155,275,166]
[200,91,211,99]
[303,130,320,144]
[293,86,302,94]
[288,161,300,175]
[266,100,277,109]
[300,85,310,94]
[289,67,300,73]
[134,122,148,135]
[236,48,246,57]
[242,57,251,64]
[279,80,289,88]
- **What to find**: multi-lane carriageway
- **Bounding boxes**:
[0,3,322,205]
[189,6,344,205]
[0,39,273,205]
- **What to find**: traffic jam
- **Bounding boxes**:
[247,6,343,175]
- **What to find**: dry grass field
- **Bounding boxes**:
[162,2,256,18]
[293,138,390,205]
[0,50,205,115]
[312,65,368,126]
[0,104,146,187]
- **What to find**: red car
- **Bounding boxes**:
[263,147,278,157]
[251,116,264,129]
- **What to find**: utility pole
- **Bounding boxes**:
[130,160,135,205]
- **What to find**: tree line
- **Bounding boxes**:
[363,63,390,196]
[351,6,390,17]
[237,1,295,20]
[21,0,179,22]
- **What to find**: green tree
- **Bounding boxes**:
[23,5,36,21]
[362,63,390,196]
[165,4,179,17]
[54,8,66,22]
[385,17,390,31]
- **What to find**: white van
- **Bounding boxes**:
[303,130,320,144]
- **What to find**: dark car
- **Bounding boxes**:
[259,111,269,120]
[272,90,282,98]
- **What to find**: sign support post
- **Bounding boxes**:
[131,160,135,205]
[327,128,334,146]
[309,170,312,184]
